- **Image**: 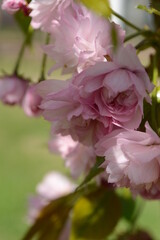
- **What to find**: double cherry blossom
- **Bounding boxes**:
[96,123,160,197]
[37,45,153,145]
[1,0,159,199]
[42,2,125,73]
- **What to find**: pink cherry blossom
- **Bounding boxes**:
[43,2,125,74]
[22,85,42,117]
[29,0,72,32]
[0,75,28,105]
[1,0,27,13]
[37,45,153,145]
[95,123,160,197]
[28,171,76,222]
[49,134,96,178]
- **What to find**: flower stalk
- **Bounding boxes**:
[39,33,50,82]
[13,25,32,75]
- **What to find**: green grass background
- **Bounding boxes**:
[1,29,160,240]
[0,29,66,240]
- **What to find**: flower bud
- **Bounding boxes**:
[22,85,42,117]
[0,75,28,105]
[1,0,27,14]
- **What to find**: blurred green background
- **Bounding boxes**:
[0,26,66,240]
[1,7,160,240]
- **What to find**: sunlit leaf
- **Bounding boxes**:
[71,188,121,240]
[137,5,160,16]
[22,193,79,240]
[22,184,98,240]
[78,0,111,18]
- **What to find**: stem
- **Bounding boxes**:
[110,8,142,32]
[39,34,50,82]
[13,27,32,75]
[124,31,146,42]
[124,29,157,43]
[13,39,26,75]
[151,55,158,133]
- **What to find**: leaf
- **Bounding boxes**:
[118,190,137,223]
[137,5,160,16]
[117,188,145,226]
[76,156,105,190]
[22,184,99,240]
[22,193,79,240]
[71,188,121,240]
[79,0,111,18]
[22,184,121,240]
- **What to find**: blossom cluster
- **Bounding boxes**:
[1,0,160,202]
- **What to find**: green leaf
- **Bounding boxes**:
[76,156,105,190]
[78,0,111,18]
[118,191,137,223]
[117,188,146,226]
[71,188,121,240]
[137,5,160,16]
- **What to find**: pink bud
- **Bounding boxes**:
[22,85,42,117]
[0,75,28,105]
[1,0,27,14]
